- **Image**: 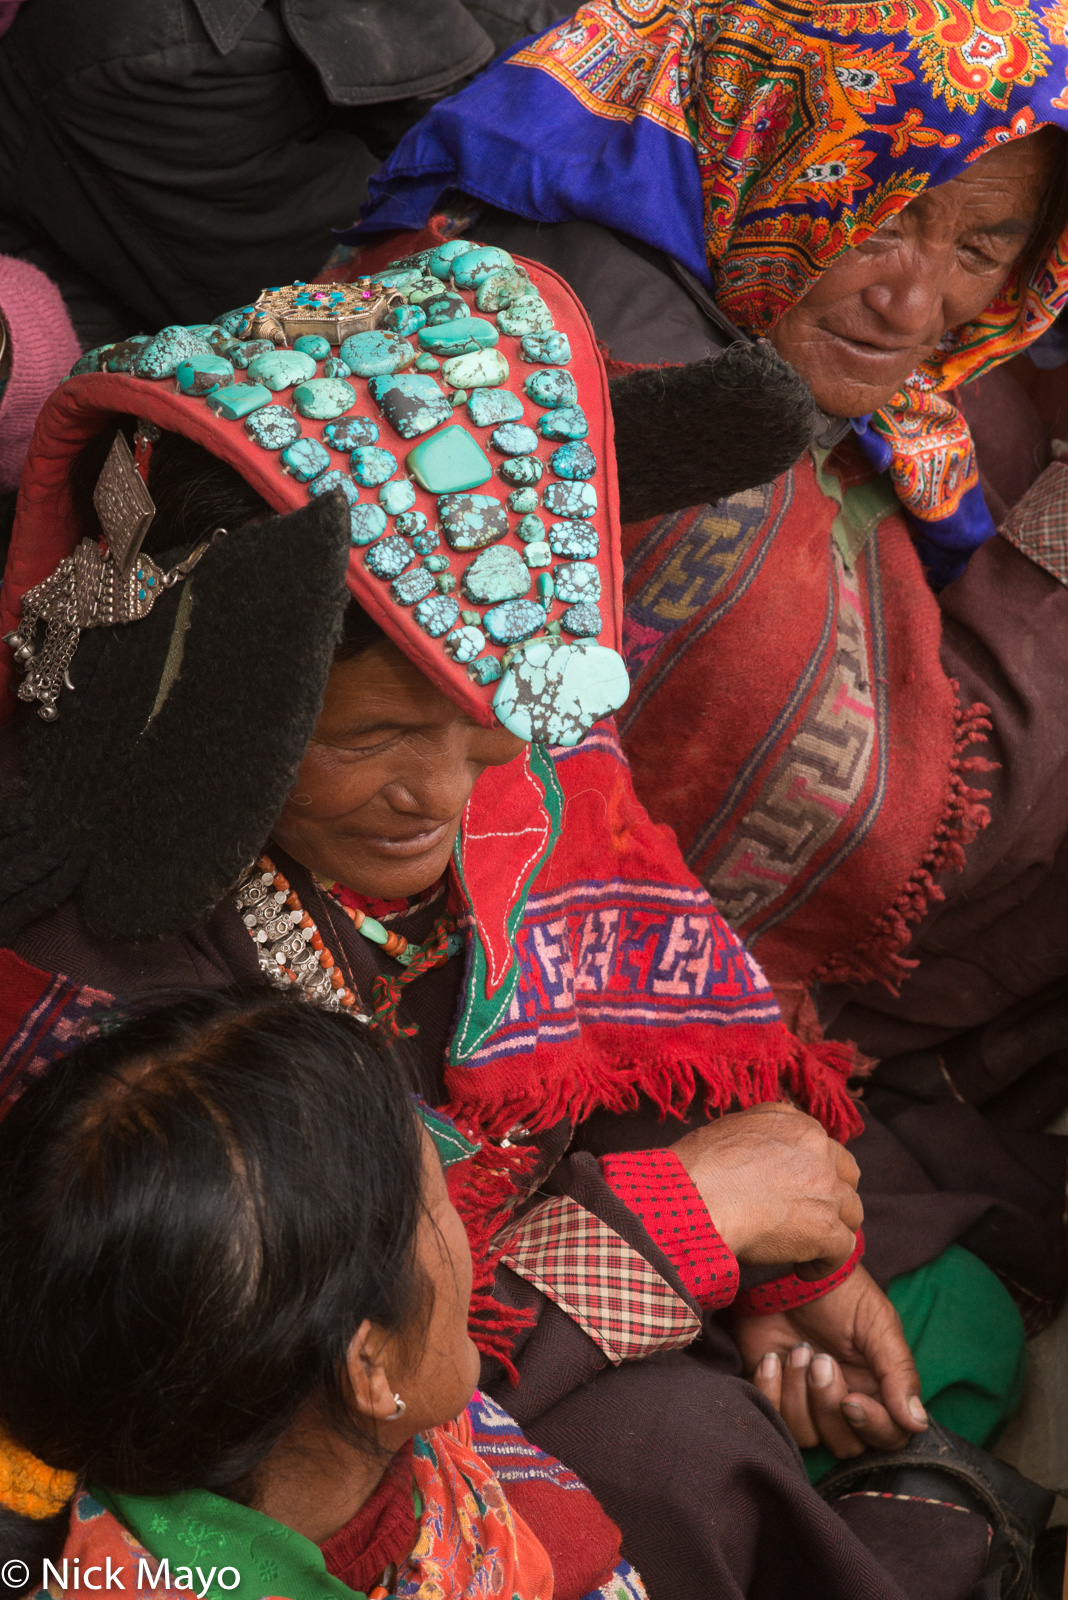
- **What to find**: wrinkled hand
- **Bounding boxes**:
[734,1266,928,1457]
[672,1102,862,1268]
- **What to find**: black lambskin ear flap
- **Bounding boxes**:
[610,342,818,523]
[0,493,352,944]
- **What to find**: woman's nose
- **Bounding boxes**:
[861,249,949,342]
[384,724,524,818]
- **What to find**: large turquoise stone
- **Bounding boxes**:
[429,239,477,280]
[562,602,603,637]
[396,511,428,537]
[445,625,486,663]
[490,422,539,456]
[133,325,213,379]
[462,546,530,604]
[554,561,601,604]
[392,568,437,606]
[294,333,331,359]
[292,378,358,420]
[281,437,331,480]
[499,456,542,487]
[497,296,553,338]
[550,441,597,479]
[308,469,358,505]
[324,416,378,451]
[452,246,514,288]
[441,349,508,390]
[408,276,452,304]
[365,537,414,580]
[246,405,302,450]
[438,493,509,551]
[371,265,424,289]
[175,353,234,396]
[544,481,597,519]
[524,369,578,408]
[71,343,116,375]
[475,268,532,312]
[232,339,277,369]
[103,335,150,373]
[414,594,460,635]
[206,381,272,421]
[406,425,492,494]
[483,599,546,646]
[385,304,427,337]
[339,330,414,377]
[349,504,388,545]
[508,488,540,515]
[421,291,467,326]
[548,519,599,558]
[539,405,588,442]
[521,331,571,365]
[418,318,499,357]
[351,446,397,487]
[379,479,416,516]
[493,637,629,746]
[467,388,524,427]
[369,373,452,439]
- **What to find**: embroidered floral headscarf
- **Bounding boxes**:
[354,0,1068,582]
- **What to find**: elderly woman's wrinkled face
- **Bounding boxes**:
[271,641,525,899]
[768,130,1061,418]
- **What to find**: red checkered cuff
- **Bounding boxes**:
[734,1232,865,1316]
[599,1147,739,1309]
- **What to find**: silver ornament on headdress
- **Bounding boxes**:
[3,426,215,720]
[235,279,403,346]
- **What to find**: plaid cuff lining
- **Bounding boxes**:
[500,1193,701,1364]
[1000,459,1068,586]
[599,1147,739,1309]
[735,1231,865,1315]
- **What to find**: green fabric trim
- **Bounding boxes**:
[92,1484,368,1600]
[804,1244,1027,1484]
[449,743,564,1066]
[416,1101,479,1166]
[811,444,899,570]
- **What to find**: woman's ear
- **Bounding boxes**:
[344,1318,406,1425]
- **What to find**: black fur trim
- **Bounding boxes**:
[0,494,352,943]
[609,342,818,523]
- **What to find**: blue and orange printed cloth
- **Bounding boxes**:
[354,0,1068,583]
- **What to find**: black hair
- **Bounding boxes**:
[0,991,428,1534]
[1020,126,1068,280]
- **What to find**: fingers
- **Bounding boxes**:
[779,1343,820,1447]
[835,1143,861,1191]
[751,1349,783,1412]
[853,1284,928,1436]
[806,1353,868,1457]
[841,1392,912,1451]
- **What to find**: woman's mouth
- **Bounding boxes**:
[361,821,452,859]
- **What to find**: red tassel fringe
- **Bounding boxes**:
[814,690,996,992]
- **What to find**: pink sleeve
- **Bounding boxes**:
[599,1146,740,1309]
[0,255,82,495]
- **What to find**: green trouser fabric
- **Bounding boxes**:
[803,1244,1027,1484]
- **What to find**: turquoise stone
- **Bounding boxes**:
[549,519,599,558]
[492,637,629,746]
[461,610,481,626]
[351,446,397,487]
[550,441,597,479]
[206,381,272,420]
[523,540,552,568]
[408,276,452,303]
[516,513,545,542]
[524,369,578,408]
[509,489,540,515]
[369,373,452,439]
[483,599,546,646]
[423,553,449,572]
[184,323,221,341]
[469,657,503,686]
[414,354,440,373]
[462,545,530,604]
[396,511,427,537]
[133,325,213,379]
[451,390,468,407]
[406,424,492,494]
[246,405,301,450]
[429,239,478,280]
[232,339,276,369]
[436,572,457,595]
[475,268,532,312]
[521,332,571,365]
[392,569,437,606]
[325,416,378,450]
[452,245,514,288]
[499,456,542,487]
[544,480,597,518]
[309,469,358,505]
[365,537,414,580]
[421,291,467,326]
[414,594,460,636]
[537,571,555,607]
[418,318,499,357]
[371,265,424,289]
[71,343,116,375]
[385,304,427,337]
[438,493,509,551]
[497,296,553,338]
[539,405,588,441]
[379,479,416,516]
[441,348,508,389]
[349,504,388,545]
[339,331,414,377]
[103,335,150,372]
[175,353,234,396]
[216,305,256,336]
[294,333,331,358]
[562,602,603,637]
[467,388,524,427]
[412,527,439,555]
[281,437,331,480]
[322,357,352,378]
[292,378,357,419]
[490,422,538,456]
[555,561,601,604]
[445,625,485,663]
